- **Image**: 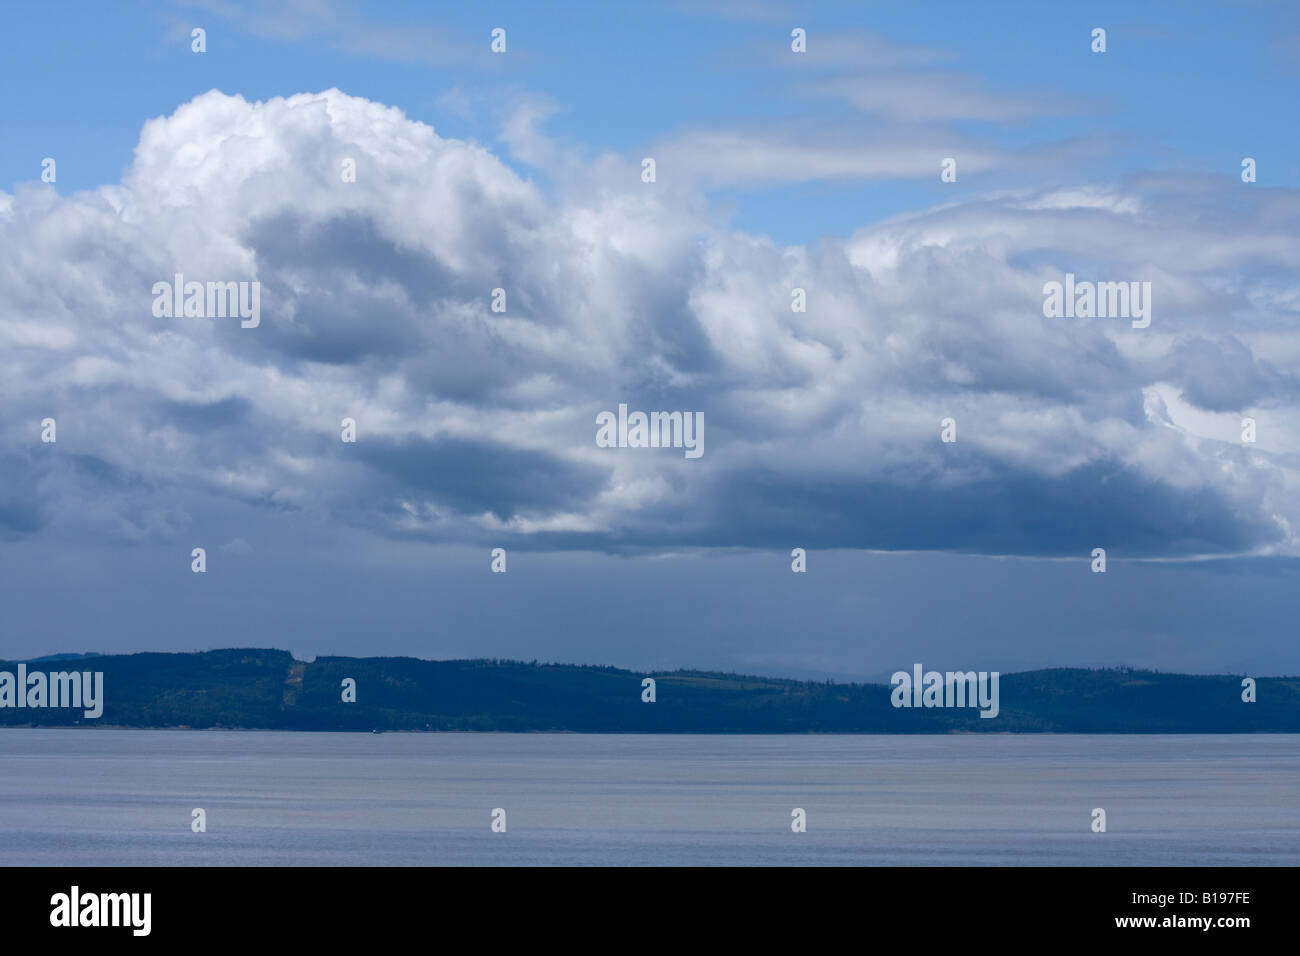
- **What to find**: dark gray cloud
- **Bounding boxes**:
[1166,336,1274,412]
[359,435,609,521]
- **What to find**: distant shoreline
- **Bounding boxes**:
[3,648,1297,734]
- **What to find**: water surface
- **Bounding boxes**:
[1,730,1295,865]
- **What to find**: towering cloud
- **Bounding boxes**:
[2,89,1297,558]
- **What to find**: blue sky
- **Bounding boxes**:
[2,1,1299,677]
[4,1,1297,241]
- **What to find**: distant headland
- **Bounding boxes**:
[0,649,1295,733]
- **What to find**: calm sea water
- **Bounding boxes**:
[1,730,1296,866]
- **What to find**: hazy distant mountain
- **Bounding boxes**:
[1,649,1295,733]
